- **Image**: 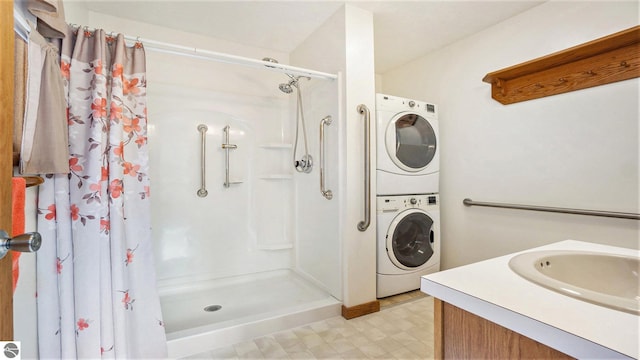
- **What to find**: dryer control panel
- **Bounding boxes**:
[377,194,438,212]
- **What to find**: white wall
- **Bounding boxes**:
[381,1,640,269]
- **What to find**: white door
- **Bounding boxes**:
[386,209,435,270]
[385,113,437,172]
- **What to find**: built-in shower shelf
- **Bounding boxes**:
[257,243,293,250]
[259,143,292,149]
[259,174,293,180]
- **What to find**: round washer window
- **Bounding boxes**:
[390,114,437,171]
[390,212,434,268]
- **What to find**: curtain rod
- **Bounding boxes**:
[126,35,338,80]
[14,8,30,41]
[13,11,337,81]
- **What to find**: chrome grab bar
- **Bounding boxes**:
[222,125,239,188]
[320,115,333,200]
[197,124,208,197]
[463,198,640,220]
[357,104,371,231]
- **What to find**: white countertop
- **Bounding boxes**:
[421,240,639,359]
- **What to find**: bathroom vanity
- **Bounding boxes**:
[421,240,639,359]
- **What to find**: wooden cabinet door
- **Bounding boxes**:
[0,0,16,341]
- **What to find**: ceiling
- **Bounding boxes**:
[79,1,545,73]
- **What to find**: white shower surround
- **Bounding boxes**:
[148,83,295,284]
[148,75,343,281]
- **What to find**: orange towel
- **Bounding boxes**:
[12,177,26,293]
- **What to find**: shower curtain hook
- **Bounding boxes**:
[106,31,116,44]
[82,26,93,37]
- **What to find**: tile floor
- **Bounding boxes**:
[184,291,434,359]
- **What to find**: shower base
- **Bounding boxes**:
[159,269,341,358]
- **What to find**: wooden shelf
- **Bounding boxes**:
[22,176,44,187]
[483,26,640,105]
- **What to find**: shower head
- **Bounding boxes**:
[278,76,310,94]
[279,82,294,94]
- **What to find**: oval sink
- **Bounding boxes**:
[508,250,640,315]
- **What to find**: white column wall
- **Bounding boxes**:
[381,1,640,269]
[342,5,377,308]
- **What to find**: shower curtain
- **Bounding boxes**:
[35,28,167,358]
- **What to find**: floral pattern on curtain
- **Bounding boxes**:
[36,28,167,358]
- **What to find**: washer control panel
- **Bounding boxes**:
[377,194,438,212]
[376,93,437,115]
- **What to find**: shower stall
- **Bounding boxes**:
[53,3,378,358]
[147,53,342,357]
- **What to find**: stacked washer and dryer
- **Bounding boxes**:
[375,93,441,298]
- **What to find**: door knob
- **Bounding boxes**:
[0,230,42,260]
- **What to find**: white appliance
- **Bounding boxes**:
[376,194,440,298]
[376,93,439,195]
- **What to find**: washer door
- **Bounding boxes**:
[386,208,435,270]
[385,112,437,172]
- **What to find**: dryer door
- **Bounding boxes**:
[386,208,435,270]
[385,113,437,172]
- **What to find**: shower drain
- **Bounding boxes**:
[204,305,222,312]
